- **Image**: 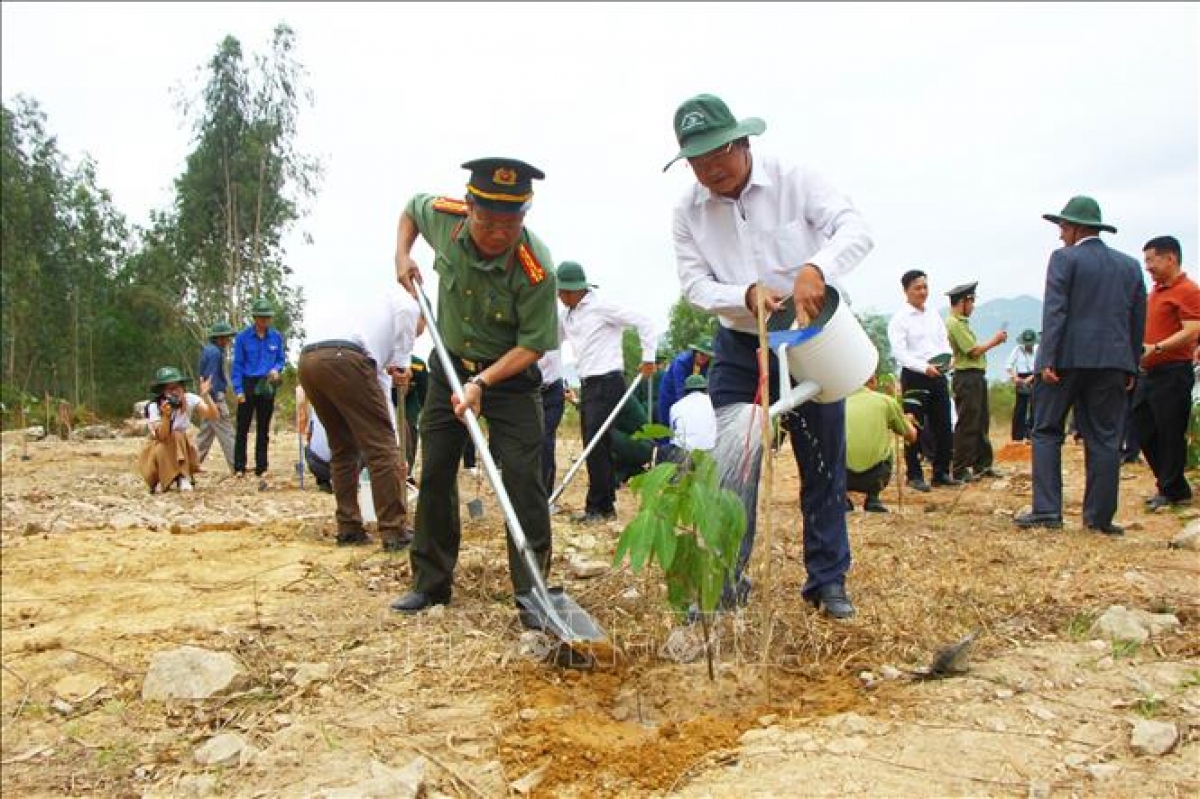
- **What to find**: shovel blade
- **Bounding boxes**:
[466,498,484,519]
[516,587,611,659]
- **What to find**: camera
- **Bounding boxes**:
[165,395,183,409]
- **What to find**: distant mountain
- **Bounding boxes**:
[945,295,1042,382]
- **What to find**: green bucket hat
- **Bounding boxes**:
[208,321,236,339]
[1042,196,1117,233]
[250,298,275,318]
[1018,329,1038,345]
[556,261,595,291]
[663,93,766,172]
[149,366,191,393]
[691,336,714,357]
[684,374,708,392]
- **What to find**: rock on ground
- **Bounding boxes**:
[314,757,426,799]
[1169,522,1200,550]
[193,732,254,766]
[142,646,247,701]
[1129,719,1178,756]
[1090,606,1149,643]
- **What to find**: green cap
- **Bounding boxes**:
[556,261,595,291]
[1042,196,1117,233]
[250,298,275,318]
[684,374,708,392]
[149,366,191,393]
[462,157,544,213]
[655,345,672,363]
[663,93,765,172]
[208,321,236,339]
[1018,329,1038,345]
[691,336,714,356]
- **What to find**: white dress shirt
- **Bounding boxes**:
[305,285,421,420]
[146,392,205,433]
[308,408,332,462]
[673,152,874,334]
[670,391,717,452]
[1007,345,1038,375]
[537,311,565,384]
[887,303,951,374]
[562,291,657,378]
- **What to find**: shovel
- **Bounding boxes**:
[414,283,608,653]
[467,463,484,520]
[548,372,644,508]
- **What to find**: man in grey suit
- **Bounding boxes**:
[1014,196,1146,535]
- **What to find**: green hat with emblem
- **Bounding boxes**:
[691,336,714,356]
[250,298,275,318]
[684,374,708,393]
[556,261,595,291]
[1018,329,1038,345]
[462,157,545,213]
[1042,196,1117,233]
[149,366,191,393]
[663,93,766,171]
[208,321,236,339]
[655,344,672,363]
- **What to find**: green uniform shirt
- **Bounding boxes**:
[845,387,908,473]
[406,194,559,361]
[946,313,986,371]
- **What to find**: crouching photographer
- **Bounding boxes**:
[138,366,217,493]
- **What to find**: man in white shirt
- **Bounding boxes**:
[669,373,716,454]
[886,269,959,491]
[298,284,420,551]
[537,313,568,493]
[1006,329,1039,442]
[667,93,873,620]
[557,261,657,522]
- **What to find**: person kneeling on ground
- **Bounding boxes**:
[138,367,217,493]
[844,374,917,513]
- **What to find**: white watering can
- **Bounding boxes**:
[767,286,878,419]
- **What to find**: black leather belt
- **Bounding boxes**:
[302,339,367,357]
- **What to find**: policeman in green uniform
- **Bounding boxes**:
[390,158,559,619]
[945,281,1008,481]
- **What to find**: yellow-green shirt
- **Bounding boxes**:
[946,313,986,371]
[406,194,559,361]
[845,387,908,473]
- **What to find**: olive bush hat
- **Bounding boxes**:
[556,261,595,291]
[1018,329,1038,345]
[149,366,191,393]
[684,374,708,392]
[1042,196,1117,233]
[250,298,275,317]
[663,93,766,171]
[691,336,714,356]
[208,321,236,339]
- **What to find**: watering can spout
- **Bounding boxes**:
[768,379,821,419]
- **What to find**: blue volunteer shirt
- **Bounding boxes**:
[231,326,286,396]
[197,342,229,399]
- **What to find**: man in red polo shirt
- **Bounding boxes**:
[1132,235,1200,511]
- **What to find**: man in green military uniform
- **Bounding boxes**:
[945,281,1008,482]
[390,157,559,620]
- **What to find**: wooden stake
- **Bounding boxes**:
[754,283,775,627]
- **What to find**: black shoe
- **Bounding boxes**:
[336,529,370,546]
[1145,494,1190,511]
[570,510,616,524]
[907,478,932,493]
[389,590,450,613]
[975,467,1002,479]
[808,583,855,620]
[1085,522,1124,536]
[317,481,334,494]
[952,470,977,484]
[381,527,414,552]
[1013,511,1063,529]
[932,474,963,487]
[863,496,889,513]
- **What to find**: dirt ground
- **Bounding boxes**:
[1,424,1197,797]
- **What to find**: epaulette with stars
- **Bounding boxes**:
[431,197,468,216]
[516,243,546,285]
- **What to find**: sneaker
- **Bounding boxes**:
[177,476,194,492]
[808,583,855,620]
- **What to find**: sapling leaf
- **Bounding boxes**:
[656,518,678,570]
[632,422,673,442]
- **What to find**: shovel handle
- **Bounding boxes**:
[549,372,644,506]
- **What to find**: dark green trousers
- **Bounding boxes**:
[952,368,993,475]
[410,356,551,597]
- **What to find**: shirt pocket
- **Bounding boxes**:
[484,284,517,329]
[750,219,814,290]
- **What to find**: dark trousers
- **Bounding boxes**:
[710,326,850,602]
[952,368,992,475]
[1031,369,1127,527]
[900,368,952,481]
[541,379,565,493]
[580,370,625,514]
[1012,375,1035,441]
[1131,362,1195,501]
[410,356,550,597]
[847,459,892,498]
[234,376,275,475]
[298,348,406,540]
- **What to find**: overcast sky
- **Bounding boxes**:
[3,2,1197,357]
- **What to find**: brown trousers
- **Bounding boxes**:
[298,346,407,540]
[138,431,201,490]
